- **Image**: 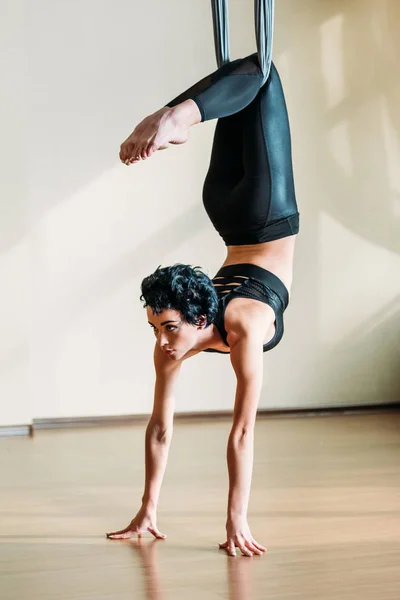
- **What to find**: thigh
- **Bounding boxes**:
[202,112,245,232]
[203,99,272,239]
[203,63,299,244]
[223,63,299,243]
[251,63,298,221]
[205,113,244,185]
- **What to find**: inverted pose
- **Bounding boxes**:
[107,52,299,557]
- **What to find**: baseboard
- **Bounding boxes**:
[0,424,34,438]
[1,403,399,438]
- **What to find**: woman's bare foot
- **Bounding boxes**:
[119,100,201,165]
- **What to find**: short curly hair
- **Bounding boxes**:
[140,264,219,327]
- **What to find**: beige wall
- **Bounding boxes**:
[271,0,400,408]
[0,0,31,426]
[1,0,399,426]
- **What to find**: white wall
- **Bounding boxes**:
[269,0,400,408]
[1,0,399,426]
[0,0,31,426]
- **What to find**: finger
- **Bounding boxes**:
[219,541,228,549]
[246,542,263,556]
[238,542,253,557]
[106,523,133,538]
[251,539,267,552]
[226,541,236,557]
[148,527,167,540]
[106,530,134,539]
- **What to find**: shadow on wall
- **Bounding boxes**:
[279,0,400,255]
[297,295,400,407]
[269,0,400,407]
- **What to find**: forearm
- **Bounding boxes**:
[226,427,254,520]
[141,421,173,510]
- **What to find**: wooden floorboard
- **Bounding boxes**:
[1,413,399,599]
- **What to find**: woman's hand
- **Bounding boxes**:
[219,518,266,557]
[106,505,167,540]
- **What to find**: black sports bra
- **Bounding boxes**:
[203,263,289,354]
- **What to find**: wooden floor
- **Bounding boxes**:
[1,412,400,600]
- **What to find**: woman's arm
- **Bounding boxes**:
[106,344,181,540]
[227,332,263,520]
[218,329,267,556]
[141,345,182,509]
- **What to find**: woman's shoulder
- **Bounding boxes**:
[224,296,275,344]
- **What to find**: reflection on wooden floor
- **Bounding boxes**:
[1,412,400,599]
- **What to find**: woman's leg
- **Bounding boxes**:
[166,53,262,122]
[203,63,299,246]
[119,54,263,164]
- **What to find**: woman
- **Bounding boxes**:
[107,53,299,557]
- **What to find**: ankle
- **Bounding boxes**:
[170,100,201,128]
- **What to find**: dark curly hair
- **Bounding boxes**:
[140,264,219,327]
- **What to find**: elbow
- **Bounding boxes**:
[147,419,173,443]
[230,423,254,443]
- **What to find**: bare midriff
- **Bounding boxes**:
[220,235,297,295]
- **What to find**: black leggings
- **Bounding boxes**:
[167,53,299,246]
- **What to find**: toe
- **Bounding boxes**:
[140,145,148,160]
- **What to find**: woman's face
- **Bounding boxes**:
[146,307,205,360]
